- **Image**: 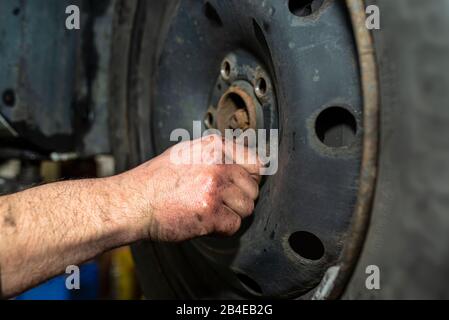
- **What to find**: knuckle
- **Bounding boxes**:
[210,165,223,177]
[236,195,247,209]
[208,173,220,189]
[240,197,254,216]
[198,225,211,237]
[208,179,221,195]
[241,175,258,198]
[201,193,220,213]
[247,199,255,214]
[230,216,242,233]
[214,164,228,176]
[251,183,260,199]
[209,168,229,190]
[220,215,241,236]
[248,176,260,199]
[231,164,244,175]
[202,168,225,192]
[238,191,252,208]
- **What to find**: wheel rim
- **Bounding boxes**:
[126,0,379,299]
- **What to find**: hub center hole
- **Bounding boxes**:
[216,89,257,133]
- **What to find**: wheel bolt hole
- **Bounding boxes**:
[289,231,325,261]
[235,272,263,295]
[204,111,214,128]
[315,106,357,148]
[204,2,223,27]
[255,77,268,97]
[221,60,232,81]
[288,0,324,17]
[2,89,16,107]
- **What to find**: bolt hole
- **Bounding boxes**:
[13,8,20,16]
[221,60,231,80]
[204,2,223,27]
[288,0,324,17]
[2,89,16,107]
[235,272,263,295]
[289,231,325,261]
[315,106,357,148]
[204,112,214,128]
[255,78,268,97]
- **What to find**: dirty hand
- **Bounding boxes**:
[113,135,261,242]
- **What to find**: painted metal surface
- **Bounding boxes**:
[0,0,113,155]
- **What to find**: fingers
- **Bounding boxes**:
[200,165,257,237]
[170,136,262,239]
[228,165,260,200]
[221,184,255,219]
[214,205,242,236]
[196,135,263,179]
[221,137,263,176]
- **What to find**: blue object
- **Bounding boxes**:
[16,262,100,300]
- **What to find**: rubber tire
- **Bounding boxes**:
[343,0,449,299]
[109,0,449,299]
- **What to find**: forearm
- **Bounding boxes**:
[0,177,142,298]
[0,136,261,299]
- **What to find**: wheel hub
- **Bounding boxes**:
[205,51,277,135]
[216,85,257,132]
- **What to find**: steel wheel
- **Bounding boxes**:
[110,0,378,299]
